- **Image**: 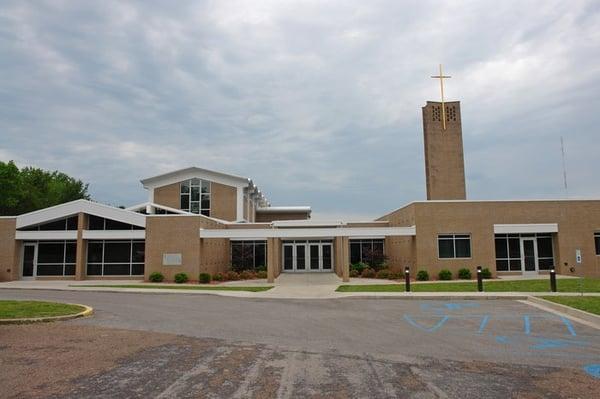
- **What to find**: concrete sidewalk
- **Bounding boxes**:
[1,274,599,299]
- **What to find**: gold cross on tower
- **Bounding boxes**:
[431,64,451,130]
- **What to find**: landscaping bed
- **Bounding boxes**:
[0,300,86,319]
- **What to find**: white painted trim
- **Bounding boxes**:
[236,186,244,221]
[141,167,250,190]
[15,231,78,240]
[16,200,146,229]
[200,226,416,239]
[493,223,558,234]
[272,220,345,227]
[125,202,192,215]
[82,230,146,240]
[257,206,311,213]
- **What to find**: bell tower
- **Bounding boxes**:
[423,65,466,200]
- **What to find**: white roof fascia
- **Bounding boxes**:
[493,223,558,234]
[125,202,192,215]
[141,167,250,190]
[200,226,416,239]
[82,230,146,240]
[257,206,311,213]
[15,231,78,240]
[272,220,345,227]
[16,199,146,229]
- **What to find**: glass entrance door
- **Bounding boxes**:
[22,243,37,278]
[521,238,537,273]
[282,241,333,272]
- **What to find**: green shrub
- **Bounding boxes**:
[481,268,492,279]
[438,269,452,280]
[225,271,239,281]
[376,269,390,279]
[349,269,359,278]
[416,270,429,281]
[199,273,211,284]
[239,270,255,280]
[350,262,368,274]
[174,272,189,284]
[148,272,164,283]
[212,273,224,282]
[256,265,267,272]
[256,270,267,279]
[458,268,472,279]
[389,272,403,280]
[361,268,376,278]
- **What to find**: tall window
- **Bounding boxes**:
[438,234,471,259]
[595,233,600,255]
[87,240,145,276]
[350,239,385,265]
[35,241,76,276]
[180,178,211,216]
[231,240,266,271]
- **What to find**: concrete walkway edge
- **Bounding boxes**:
[0,303,93,325]
[524,296,600,330]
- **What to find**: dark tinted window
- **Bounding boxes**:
[537,237,553,258]
[438,238,455,258]
[38,219,66,230]
[88,215,105,230]
[105,219,133,230]
[87,242,103,263]
[38,243,64,263]
[104,242,131,263]
[595,234,600,255]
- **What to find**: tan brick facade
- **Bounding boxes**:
[0,218,19,281]
[422,101,466,200]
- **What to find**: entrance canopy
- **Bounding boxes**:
[200,226,416,239]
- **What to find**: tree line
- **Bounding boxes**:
[0,160,90,216]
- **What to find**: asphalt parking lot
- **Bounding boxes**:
[1,289,599,398]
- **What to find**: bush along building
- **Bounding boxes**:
[1,98,599,283]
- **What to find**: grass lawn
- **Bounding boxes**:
[70,284,273,292]
[540,296,600,316]
[0,300,85,319]
[336,278,600,293]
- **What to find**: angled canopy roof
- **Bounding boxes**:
[16,199,146,229]
[140,167,250,189]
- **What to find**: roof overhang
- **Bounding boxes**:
[140,167,250,190]
[493,223,558,234]
[16,199,146,229]
[256,206,311,213]
[200,226,415,239]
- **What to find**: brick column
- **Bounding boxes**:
[75,212,87,280]
[341,236,350,282]
[267,237,276,283]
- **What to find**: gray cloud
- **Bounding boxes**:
[1,0,599,219]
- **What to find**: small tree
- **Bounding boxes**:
[362,247,388,271]
[231,244,255,272]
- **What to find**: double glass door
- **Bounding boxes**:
[283,240,333,272]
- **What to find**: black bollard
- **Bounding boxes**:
[477,266,483,292]
[405,266,411,292]
[550,268,557,292]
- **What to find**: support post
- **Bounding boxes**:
[75,212,87,281]
[550,268,557,292]
[341,237,350,282]
[477,266,483,292]
[267,237,276,283]
[404,266,410,292]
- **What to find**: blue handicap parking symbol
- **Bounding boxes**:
[583,364,600,379]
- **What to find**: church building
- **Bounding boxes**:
[1,95,599,283]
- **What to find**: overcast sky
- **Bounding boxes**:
[1,1,599,220]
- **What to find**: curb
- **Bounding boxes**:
[525,296,600,330]
[338,294,530,300]
[0,303,94,325]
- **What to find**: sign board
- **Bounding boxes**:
[575,249,582,264]
[162,253,182,266]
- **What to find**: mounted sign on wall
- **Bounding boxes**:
[163,253,182,266]
[575,249,582,264]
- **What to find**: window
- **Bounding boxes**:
[438,234,471,259]
[495,234,521,271]
[19,216,78,231]
[86,240,145,276]
[494,233,555,271]
[88,215,143,230]
[595,233,600,255]
[349,239,385,265]
[180,178,211,216]
[231,240,266,271]
[34,241,76,276]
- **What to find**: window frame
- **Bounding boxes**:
[180,179,211,216]
[230,240,267,270]
[595,232,600,256]
[86,240,145,276]
[30,240,76,276]
[349,239,385,265]
[437,234,472,260]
